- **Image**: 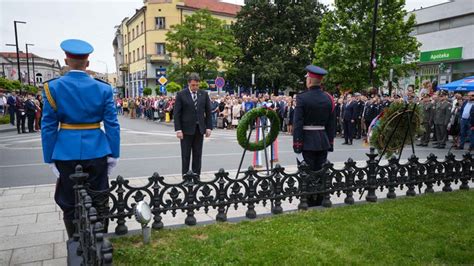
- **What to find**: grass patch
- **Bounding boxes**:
[0,115,10,125]
[112,191,474,265]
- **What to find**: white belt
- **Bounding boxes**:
[303,126,325,130]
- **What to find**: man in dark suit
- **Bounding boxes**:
[342,94,357,145]
[174,73,212,177]
[7,91,16,125]
[354,93,364,139]
[25,94,37,133]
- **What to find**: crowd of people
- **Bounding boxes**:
[0,91,43,134]
[115,94,296,134]
[116,80,473,151]
[1,79,473,152]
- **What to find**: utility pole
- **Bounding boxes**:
[13,21,26,85]
[27,44,36,86]
[369,0,379,93]
[25,43,34,85]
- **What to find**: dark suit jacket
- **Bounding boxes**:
[174,89,212,135]
[342,101,357,121]
[25,99,36,115]
[470,104,474,128]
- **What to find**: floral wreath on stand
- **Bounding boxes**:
[369,102,423,158]
[236,107,280,151]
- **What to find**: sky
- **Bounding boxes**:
[0,0,449,74]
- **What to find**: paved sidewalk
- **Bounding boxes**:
[0,162,471,265]
[0,124,16,133]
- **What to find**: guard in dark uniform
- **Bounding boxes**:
[41,39,120,238]
[293,65,335,206]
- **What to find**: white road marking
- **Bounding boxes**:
[0,134,40,141]
[7,138,41,144]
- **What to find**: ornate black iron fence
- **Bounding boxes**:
[76,149,473,237]
[68,166,113,266]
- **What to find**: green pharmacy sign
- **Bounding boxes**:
[420,47,463,62]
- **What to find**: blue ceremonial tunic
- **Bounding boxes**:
[41,71,120,163]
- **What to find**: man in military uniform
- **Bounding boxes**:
[433,91,451,149]
[41,39,120,238]
[293,65,335,207]
[417,94,434,146]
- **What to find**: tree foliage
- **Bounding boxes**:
[166,81,182,94]
[314,0,420,92]
[166,10,241,83]
[199,81,209,90]
[232,0,326,94]
[143,87,152,96]
[0,77,37,93]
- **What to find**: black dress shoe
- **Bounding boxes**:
[342,142,349,145]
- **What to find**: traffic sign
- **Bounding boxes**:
[160,85,166,93]
[158,76,168,85]
[215,77,225,88]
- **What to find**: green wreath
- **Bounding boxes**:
[236,107,280,151]
[370,102,423,158]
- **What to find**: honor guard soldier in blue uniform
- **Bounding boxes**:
[41,39,120,238]
[293,65,336,207]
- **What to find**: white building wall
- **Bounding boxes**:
[413,0,474,25]
[416,24,474,60]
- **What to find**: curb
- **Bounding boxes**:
[0,126,17,133]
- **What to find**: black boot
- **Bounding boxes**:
[64,219,75,239]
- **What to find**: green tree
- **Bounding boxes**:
[143,87,152,96]
[199,81,209,90]
[232,0,327,94]
[0,77,12,92]
[166,10,241,81]
[10,80,21,92]
[314,0,420,92]
[23,84,38,94]
[166,81,182,94]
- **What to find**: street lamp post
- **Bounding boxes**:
[31,50,36,87]
[13,21,26,85]
[25,43,34,86]
[369,0,379,93]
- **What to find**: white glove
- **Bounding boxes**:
[49,163,60,178]
[295,153,305,164]
[107,157,119,176]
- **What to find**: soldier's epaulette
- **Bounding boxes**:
[94,78,110,85]
[43,77,59,84]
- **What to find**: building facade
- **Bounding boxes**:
[409,0,474,86]
[113,0,240,97]
[0,52,61,87]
